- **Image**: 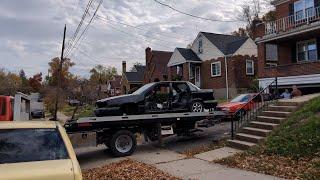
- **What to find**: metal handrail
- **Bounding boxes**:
[231,77,278,139]
[265,6,320,35]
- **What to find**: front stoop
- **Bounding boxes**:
[228,100,299,150]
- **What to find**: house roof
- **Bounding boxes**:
[200,32,248,55]
[177,48,201,62]
[150,50,173,74]
[108,75,122,88]
[125,65,145,82]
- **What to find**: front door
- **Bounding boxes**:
[195,66,201,87]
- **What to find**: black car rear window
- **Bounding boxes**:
[0,128,69,164]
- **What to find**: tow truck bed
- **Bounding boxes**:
[64,111,225,157]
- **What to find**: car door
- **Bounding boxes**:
[171,82,191,110]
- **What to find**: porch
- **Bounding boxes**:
[265,6,320,36]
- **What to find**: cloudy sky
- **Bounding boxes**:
[0,0,271,78]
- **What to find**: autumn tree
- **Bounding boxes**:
[28,73,43,92]
[89,65,117,98]
[47,57,75,87]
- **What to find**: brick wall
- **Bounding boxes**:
[200,55,257,99]
[261,61,320,78]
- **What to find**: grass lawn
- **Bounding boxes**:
[216,96,320,179]
[61,104,95,118]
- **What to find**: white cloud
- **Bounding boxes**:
[0,0,271,77]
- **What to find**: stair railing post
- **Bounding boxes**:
[231,116,234,139]
[275,77,278,99]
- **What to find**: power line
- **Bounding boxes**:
[96,16,180,45]
[65,0,94,54]
[97,17,176,48]
[96,15,191,42]
[66,0,103,57]
[153,0,244,23]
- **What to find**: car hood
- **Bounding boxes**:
[217,102,246,108]
[96,94,141,107]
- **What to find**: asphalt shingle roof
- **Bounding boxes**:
[200,32,248,55]
[177,48,201,61]
[125,65,145,82]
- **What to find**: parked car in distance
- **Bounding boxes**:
[216,93,268,118]
[94,81,217,117]
[0,121,82,180]
[68,99,83,106]
[31,109,45,119]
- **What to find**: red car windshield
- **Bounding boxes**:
[230,94,250,103]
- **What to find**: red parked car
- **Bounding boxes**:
[216,93,270,118]
[0,96,13,121]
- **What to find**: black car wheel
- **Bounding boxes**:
[190,101,204,112]
[109,130,137,157]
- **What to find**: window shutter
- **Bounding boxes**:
[289,3,294,16]
[291,44,297,63]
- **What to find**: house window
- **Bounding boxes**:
[266,44,278,61]
[297,39,318,61]
[176,65,183,76]
[294,0,314,20]
[211,62,221,77]
[189,63,195,79]
[198,38,203,54]
[246,60,254,75]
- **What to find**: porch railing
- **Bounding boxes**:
[231,77,278,139]
[265,6,320,35]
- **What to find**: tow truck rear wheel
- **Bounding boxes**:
[109,130,136,157]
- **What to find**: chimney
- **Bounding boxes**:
[122,61,126,74]
[145,47,152,65]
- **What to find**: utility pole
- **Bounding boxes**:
[53,25,66,121]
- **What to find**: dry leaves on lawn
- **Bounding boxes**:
[83,159,181,180]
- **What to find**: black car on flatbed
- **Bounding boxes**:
[94,81,217,117]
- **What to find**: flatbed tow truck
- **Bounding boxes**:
[64,111,225,157]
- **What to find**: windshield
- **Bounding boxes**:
[0,128,69,164]
[230,94,250,103]
[187,82,200,91]
[132,83,156,95]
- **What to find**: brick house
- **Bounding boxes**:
[144,47,173,84]
[255,0,320,94]
[167,32,257,99]
[105,75,122,96]
[121,61,146,94]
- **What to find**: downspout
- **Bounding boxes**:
[224,54,233,100]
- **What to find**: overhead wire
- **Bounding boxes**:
[96,15,191,42]
[65,0,94,54]
[153,0,244,23]
[66,0,103,57]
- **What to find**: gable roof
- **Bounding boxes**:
[125,65,145,82]
[200,32,249,55]
[150,50,173,74]
[177,48,201,62]
[108,75,122,88]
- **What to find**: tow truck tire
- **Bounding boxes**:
[109,130,136,157]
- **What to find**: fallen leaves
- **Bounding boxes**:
[82,159,181,180]
[215,153,320,179]
[183,140,227,158]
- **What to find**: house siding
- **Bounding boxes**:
[190,33,224,61]
[233,39,258,56]
[168,49,186,67]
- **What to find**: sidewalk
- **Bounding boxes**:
[127,145,281,180]
[77,145,282,179]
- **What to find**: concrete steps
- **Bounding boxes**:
[249,121,279,130]
[235,133,264,143]
[228,140,256,150]
[227,100,299,150]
